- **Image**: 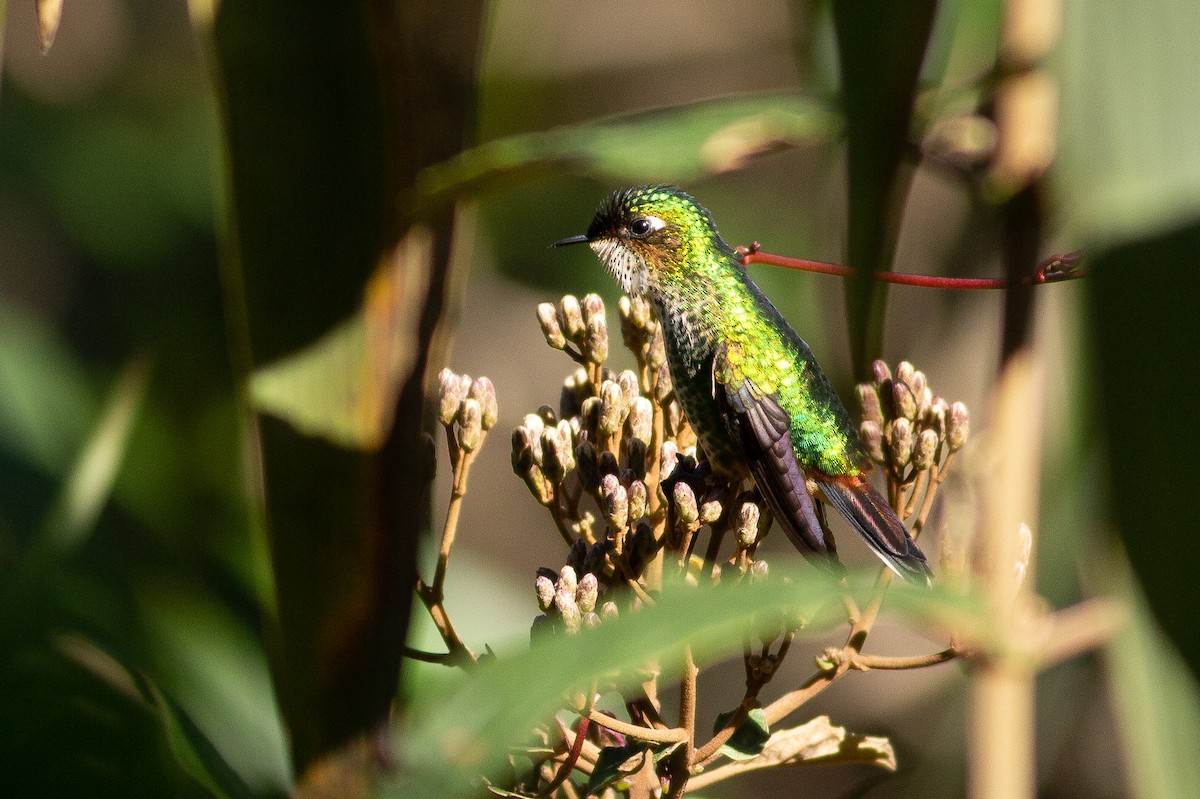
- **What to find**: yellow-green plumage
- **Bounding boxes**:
[556,186,930,581]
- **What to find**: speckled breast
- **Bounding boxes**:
[658,315,744,476]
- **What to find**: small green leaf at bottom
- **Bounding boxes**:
[713,707,771,761]
[587,740,682,794]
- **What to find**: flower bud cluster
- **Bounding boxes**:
[536,293,610,366]
[532,559,620,639]
[512,410,576,508]
[437,368,498,455]
[522,292,771,610]
[856,360,970,479]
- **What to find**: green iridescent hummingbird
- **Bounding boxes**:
[554,186,930,582]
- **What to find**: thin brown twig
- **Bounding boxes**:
[547,490,581,547]
[587,710,688,745]
[902,469,929,519]
[847,647,960,671]
[693,627,795,767]
[433,448,474,592]
[414,577,476,666]
[703,513,730,577]
[643,352,668,592]
[626,578,656,606]
[913,456,952,535]
[410,428,484,669]
[692,696,754,767]
[402,646,456,664]
[637,681,665,722]
[763,669,839,726]
[613,551,657,606]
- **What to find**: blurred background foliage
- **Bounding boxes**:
[0,0,1197,797]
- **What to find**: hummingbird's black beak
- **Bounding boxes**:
[552,234,590,248]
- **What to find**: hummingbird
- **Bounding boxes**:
[554,186,930,582]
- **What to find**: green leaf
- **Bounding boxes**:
[1064,0,1200,679]
[140,583,293,796]
[1086,227,1200,677]
[385,567,982,797]
[39,101,218,266]
[831,0,939,376]
[0,301,95,475]
[142,680,261,799]
[1059,0,1200,249]
[249,312,372,449]
[714,707,771,761]
[415,92,840,205]
[1105,572,1200,799]
[54,632,268,799]
[41,355,151,553]
[249,226,433,450]
[587,741,653,794]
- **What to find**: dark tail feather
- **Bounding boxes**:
[813,473,932,585]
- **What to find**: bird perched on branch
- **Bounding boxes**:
[555,186,930,583]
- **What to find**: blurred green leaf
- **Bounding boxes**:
[919,0,1000,94]
[143,680,261,799]
[41,354,151,552]
[1087,228,1200,678]
[141,582,293,796]
[40,101,218,267]
[1061,0,1200,678]
[416,92,840,205]
[52,630,265,799]
[250,313,369,449]
[1105,574,1200,799]
[0,301,95,475]
[386,567,983,796]
[831,0,938,376]
[1059,0,1200,249]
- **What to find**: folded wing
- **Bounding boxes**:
[712,344,931,583]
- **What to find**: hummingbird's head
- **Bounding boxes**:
[553,186,734,297]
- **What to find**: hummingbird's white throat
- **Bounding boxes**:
[590,238,650,297]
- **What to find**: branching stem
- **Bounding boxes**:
[410,426,482,669]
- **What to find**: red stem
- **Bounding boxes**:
[737,245,1084,290]
[545,716,590,795]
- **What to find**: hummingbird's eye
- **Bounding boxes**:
[627,215,664,239]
